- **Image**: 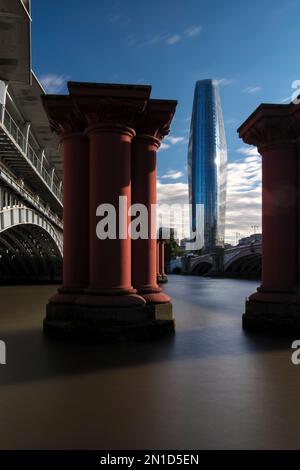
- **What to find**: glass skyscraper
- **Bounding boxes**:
[188,79,228,252]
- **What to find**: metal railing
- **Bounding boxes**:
[2,109,63,203]
[0,163,63,229]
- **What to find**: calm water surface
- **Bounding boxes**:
[0,275,299,449]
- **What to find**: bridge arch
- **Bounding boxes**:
[0,207,62,283]
[192,261,213,276]
[225,253,261,278]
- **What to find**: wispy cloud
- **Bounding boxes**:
[138,24,202,49]
[280,96,291,103]
[39,74,69,94]
[167,34,181,45]
[185,25,202,37]
[159,135,186,151]
[243,86,262,94]
[138,33,169,48]
[160,142,171,150]
[215,78,236,87]
[165,136,186,145]
[237,146,260,157]
[161,169,184,180]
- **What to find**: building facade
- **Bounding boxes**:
[188,79,227,252]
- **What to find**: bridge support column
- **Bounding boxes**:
[238,104,300,333]
[41,96,89,313]
[65,82,175,340]
[131,99,176,302]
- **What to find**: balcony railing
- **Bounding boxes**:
[2,109,63,203]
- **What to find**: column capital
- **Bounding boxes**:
[238,103,297,149]
[41,95,86,138]
[67,81,151,131]
[135,99,178,146]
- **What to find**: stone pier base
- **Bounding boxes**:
[44,302,175,342]
[157,274,168,284]
[243,299,300,335]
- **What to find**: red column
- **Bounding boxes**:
[259,142,298,293]
[61,133,89,291]
[131,99,177,303]
[69,82,151,307]
[41,96,89,302]
[238,105,299,305]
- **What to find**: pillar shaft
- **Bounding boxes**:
[131,99,177,303]
[41,95,89,299]
[131,136,160,292]
[88,125,134,294]
[260,142,298,291]
[62,133,89,289]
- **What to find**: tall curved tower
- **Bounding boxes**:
[188,79,228,252]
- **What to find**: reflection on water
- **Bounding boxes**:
[0,276,299,449]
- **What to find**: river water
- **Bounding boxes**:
[0,275,299,449]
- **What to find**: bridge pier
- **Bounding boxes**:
[238,103,300,333]
[42,82,177,341]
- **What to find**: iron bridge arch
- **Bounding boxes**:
[0,207,62,284]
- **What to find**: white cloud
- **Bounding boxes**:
[225,153,262,244]
[161,169,184,180]
[185,25,202,37]
[138,33,168,48]
[160,142,171,150]
[138,25,202,49]
[165,136,185,145]
[167,34,181,45]
[157,180,190,238]
[39,74,69,93]
[280,96,291,103]
[243,86,262,94]
[237,146,260,157]
[159,135,186,151]
[215,78,236,87]
[156,153,262,244]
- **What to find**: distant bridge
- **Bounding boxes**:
[171,242,262,278]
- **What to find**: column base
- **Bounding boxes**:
[136,285,171,304]
[48,285,87,304]
[157,274,168,284]
[43,301,175,342]
[243,293,300,335]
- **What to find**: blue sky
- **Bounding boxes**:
[31,0,300,242]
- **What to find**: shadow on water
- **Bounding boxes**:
[0,321,291,387]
